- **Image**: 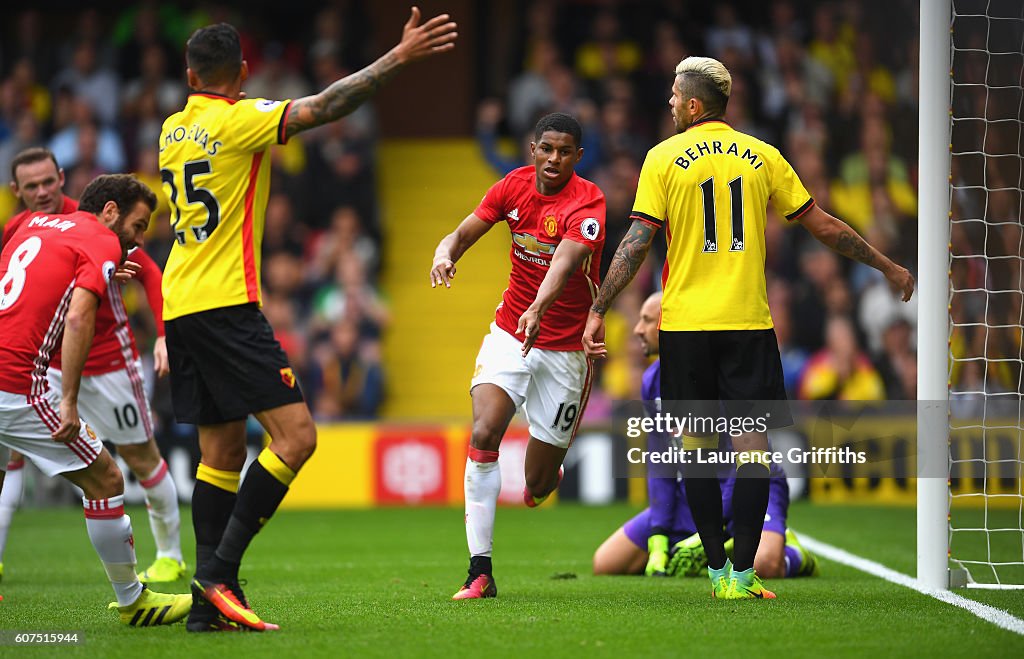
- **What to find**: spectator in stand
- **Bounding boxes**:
[309,317,385,420]
[51,40,120,126]
[798,315,886,401]
[49,98,125,175]
[706,4,756,66]
[245,41,311,103]
[574,8,642,83]
[307,205,379,285]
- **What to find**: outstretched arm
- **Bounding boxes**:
[285,7,457,139]
[798,205,915,301]
[430,214,493,288]
[582,220,658,359]
[517,239,592,356]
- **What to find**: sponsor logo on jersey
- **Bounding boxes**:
[256,100,283,112]
[280,367,296,388]
[580,218,601,240]
[512,232,556,256]
[507,208,519,223]
[544,215,557,237]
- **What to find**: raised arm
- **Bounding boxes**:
[430,214,493,288]
[582,220,658,359]
[54,287,100,442]
[798,204,915,301]
[284,7,457,139]
[517,239,592,356]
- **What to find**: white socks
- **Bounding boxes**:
[0,459,25,562]
[464,451,501,557]
[83,494,142,607]
[139,460,182,562]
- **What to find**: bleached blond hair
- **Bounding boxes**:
[674,56,732,116]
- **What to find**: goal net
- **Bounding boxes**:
[945,0,1024,589]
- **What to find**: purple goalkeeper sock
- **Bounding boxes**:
[784,544,804,577]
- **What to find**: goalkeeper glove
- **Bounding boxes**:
[645,534,669,576]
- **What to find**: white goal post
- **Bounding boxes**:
[919,0,1024,590]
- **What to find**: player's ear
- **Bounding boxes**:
[8,179,17,196]
[100,200,120,224]
[57,168,65,189]
[240,60,249,83]
[186,67,201,90]
[530,142,537,157]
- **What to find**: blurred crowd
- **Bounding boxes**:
[0,0,1018,427]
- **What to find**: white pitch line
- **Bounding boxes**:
[797,533,1024,636]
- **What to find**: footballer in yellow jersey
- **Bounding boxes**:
[159,14,457,632]
[583,56,914,601]
[630,118,814,331]
[159,93,289,320]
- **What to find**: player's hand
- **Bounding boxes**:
[886,264,915,302]
[114,260,141,282]
[516,306,542,357]
[430,255,456,288]
[582,309,607,359]
[153,336,170,377]
[392,7,458,65]
[645,534,669,577]
[52,399,81,443]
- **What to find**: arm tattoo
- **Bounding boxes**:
[834,229,876,267]
[285,51,403,138]
[592,221,657,314]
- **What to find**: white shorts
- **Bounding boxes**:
[470,322,593,449]
[48,359,154,445]
[0,388,104,477]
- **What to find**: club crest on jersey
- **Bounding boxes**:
[280,367,296,388]
[85,424,97,440]
[580,218,601,240]
[544,215,557,237]
[512,232,556,256]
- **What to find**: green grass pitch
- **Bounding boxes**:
[1,502,1022,657]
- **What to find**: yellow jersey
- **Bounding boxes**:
[158,92,291,320]
[631,120,813,331]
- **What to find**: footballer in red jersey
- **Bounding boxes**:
[431,113,605,600]
[0,174,191,625]
[0,149,185,586]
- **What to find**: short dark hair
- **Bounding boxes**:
[79,174,157,216]
[677,72,729,117]
[11,147,59,185]
[534,112,583,149]
[186,23,242,86]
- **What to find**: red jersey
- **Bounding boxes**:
[1,196,80,247]
[474,166,606,351]
[5,198,164,376]
[0,211,121,395]
[52,247,165,376]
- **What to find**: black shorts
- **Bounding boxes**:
[165,303,304,425]
[659,328,791,431]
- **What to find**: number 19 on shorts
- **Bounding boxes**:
[551,402,578,432]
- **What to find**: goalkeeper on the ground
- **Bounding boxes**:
[592,292,818,579]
